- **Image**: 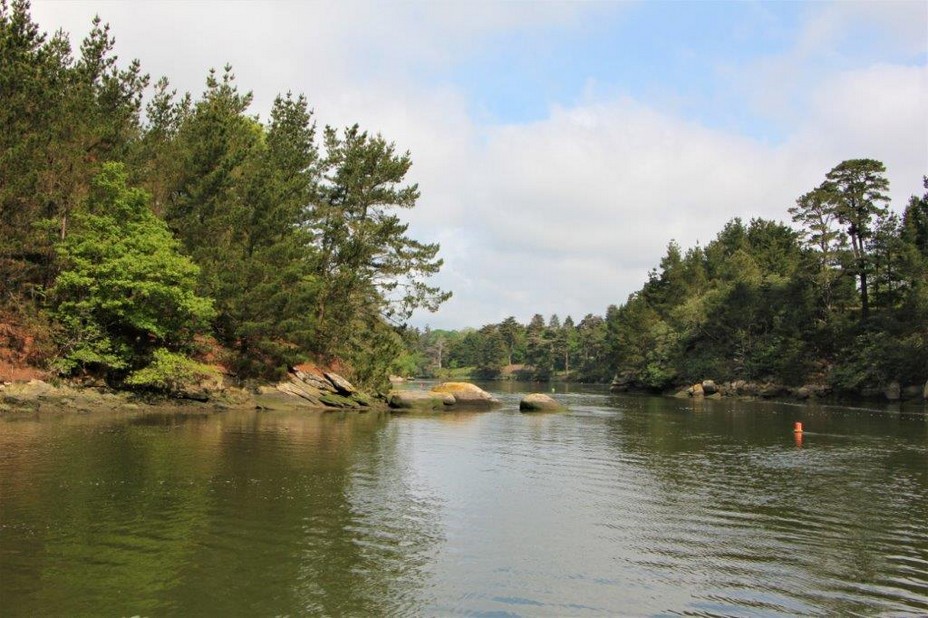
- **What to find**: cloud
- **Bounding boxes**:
[29,1,928,330]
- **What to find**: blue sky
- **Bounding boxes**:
[32,1,928,328]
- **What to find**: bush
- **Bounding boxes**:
[124,348,218,392]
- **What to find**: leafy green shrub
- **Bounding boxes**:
[51,163,215,381]
[125,348,218,392]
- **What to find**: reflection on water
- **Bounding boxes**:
[1,389,926,616]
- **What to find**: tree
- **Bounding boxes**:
[51,163,214,381]
[820,159,891,319]
[310,124,450,362]
[0,3,146,299]
[498,316,523,366]
[790,187,850,315]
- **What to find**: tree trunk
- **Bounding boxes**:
[860,266,870,319]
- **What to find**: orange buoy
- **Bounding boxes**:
[793,421,803,433]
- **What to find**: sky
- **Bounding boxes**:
[32,0,928,329]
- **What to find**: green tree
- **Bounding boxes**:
[51,163,214,381]
[309,124,450,377]
[498,316,524,365]
[0,3,146,299]
[820,159,891,319]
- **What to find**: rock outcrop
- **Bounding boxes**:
[267,368,370,410]
[519,393,563,412]
[430,382,500,407]
[388,382,499,412]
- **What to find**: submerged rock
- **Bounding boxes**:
[519,393,563,412]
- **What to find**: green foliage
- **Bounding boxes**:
[124,348,218,392]
[51,163,214,379]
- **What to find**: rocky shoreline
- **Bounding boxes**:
[611,374,928,404]
[0,366,381,415]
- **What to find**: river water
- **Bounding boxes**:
[1,383,926,616]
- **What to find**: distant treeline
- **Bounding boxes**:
[0,2,448,390]
[407,162,928,396]
[397,313,615,382]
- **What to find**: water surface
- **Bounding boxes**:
[1,385,926,615]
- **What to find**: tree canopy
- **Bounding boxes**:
[0,2,449,390]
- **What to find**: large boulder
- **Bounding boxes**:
[430,382,499,407]
[519,393,563,412]
[687,383,704,398]
[388,390,452,411]
[701,380,718,395]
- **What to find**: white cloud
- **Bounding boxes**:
[29,1,928,330]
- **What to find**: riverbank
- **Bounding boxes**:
[611,374,928,405]
[0,365,381,415]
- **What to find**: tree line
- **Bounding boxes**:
[395,312,614,382]
[0,1,448,391]
[405,161,927,397]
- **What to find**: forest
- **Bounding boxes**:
[0,1,448,391]
[403,164,928,398]
[2,1,926,400]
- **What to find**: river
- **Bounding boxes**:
[1,383,926,616]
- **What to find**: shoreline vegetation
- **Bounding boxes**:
[1,1,448,404]
[1,3,926,412]
[395,161,928,406]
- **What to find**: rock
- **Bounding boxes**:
[795,386,812,400]
[759,383,789,399]
[688,383,704,398]
[519,393,563,412]
[276,380,323,406]
[902,385,922,400]
[319,393,361,409]
[884,381,901,402]
[293,369,336,393]
[430,382,499,406]
[324,372,356,395]
[610,372,635,393]
[388,390,450,410]
[701,380,718,395]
